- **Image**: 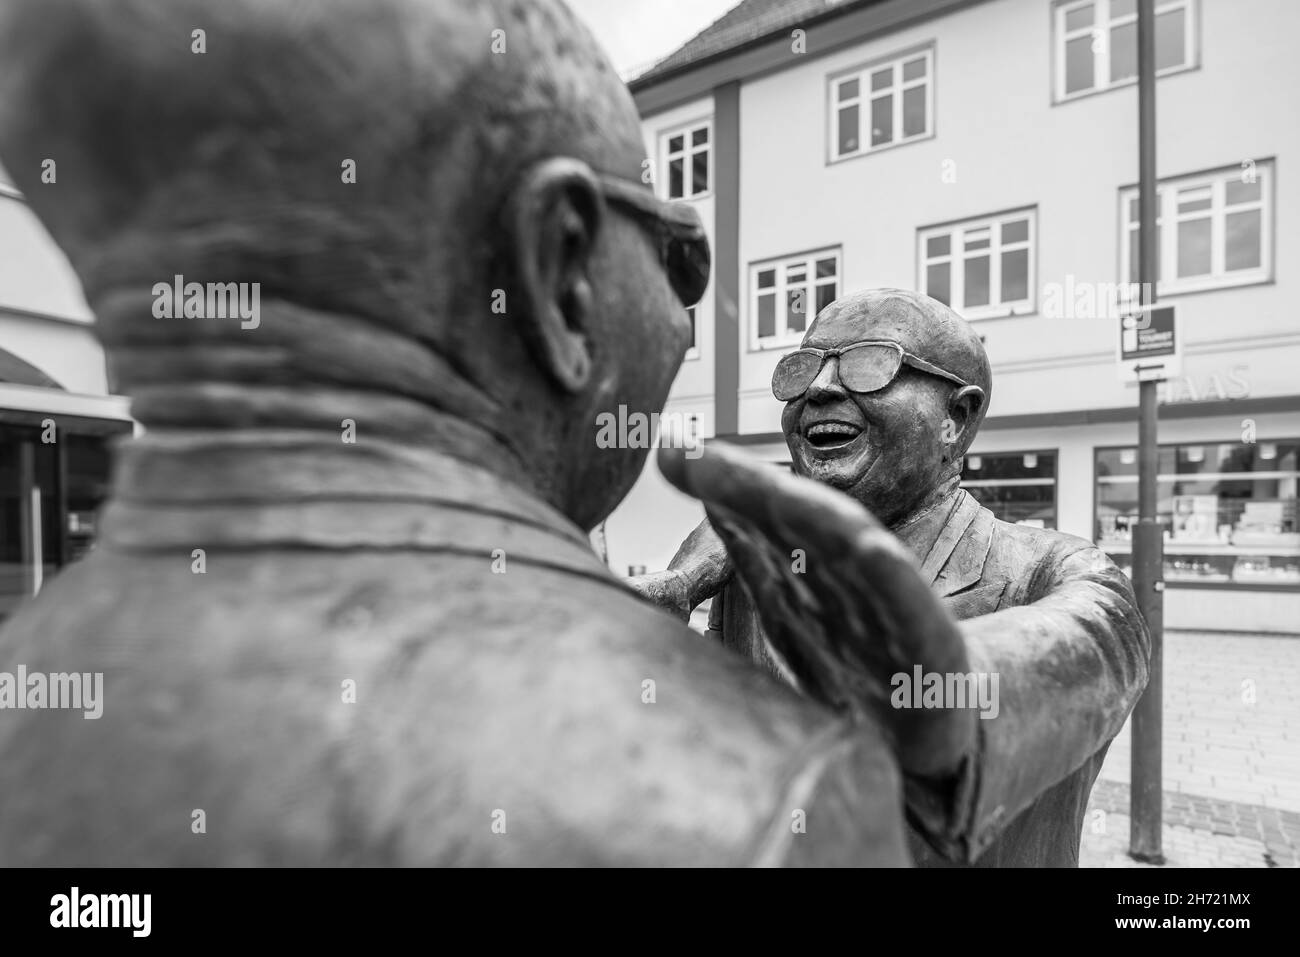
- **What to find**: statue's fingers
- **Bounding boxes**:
[661,444,914,648]
[662,443,973,753]
[658,443,884,553]
[664,445,895,666]
[706,504,856,710]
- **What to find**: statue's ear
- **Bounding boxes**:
[509,157,602,394]
[946,385,986,456]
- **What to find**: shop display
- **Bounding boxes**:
[1095,440,1299,589]
[1171,494,1220,542]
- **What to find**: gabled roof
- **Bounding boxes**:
[630,0,882,88]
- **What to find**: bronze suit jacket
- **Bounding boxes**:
[0,438,913,866]
[709,489,1151,867]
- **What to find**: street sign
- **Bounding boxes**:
[1118,303,1180,382]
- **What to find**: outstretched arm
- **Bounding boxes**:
[657,442,978,780]
[658,443,1150,863]
[918,548,1149,861]
[624,516,734,622]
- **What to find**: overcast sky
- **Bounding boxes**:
[567,0,741,78]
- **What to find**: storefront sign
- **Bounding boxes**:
[1159,365,1251,404]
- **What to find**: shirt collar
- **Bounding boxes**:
[99,430,616,584]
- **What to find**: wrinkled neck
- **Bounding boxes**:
[96,429,607,580]
[888,471,962,534]
[110,426,521,508]
[93,288,537,505]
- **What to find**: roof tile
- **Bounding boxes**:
[631,0,878,85]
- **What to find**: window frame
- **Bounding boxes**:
[961,449,1059,529]
[1052,0,1198,103]
[659,119,712,201]
[916,207,1038,320]
[1118,160,1274,297]
[828,44,935,164]
[683,304,700,361]
[748,247,842,352]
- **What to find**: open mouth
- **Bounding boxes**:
[804,420,865,450]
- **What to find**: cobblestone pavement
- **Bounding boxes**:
[1083,630,1300,867]
[1081,779,1299,867]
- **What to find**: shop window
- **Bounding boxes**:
[0,426,58,619]
[0,425,118,622]
[1095,440,1300,587]
[65,434,112,563]
[961,450,1057,528]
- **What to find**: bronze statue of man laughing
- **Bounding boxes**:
[638,288,1151,867]
[0,0,972,866]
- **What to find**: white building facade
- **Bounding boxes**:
[608,0,1300,633]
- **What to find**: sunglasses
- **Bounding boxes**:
[772,339,972,401]
[599,174,711,308]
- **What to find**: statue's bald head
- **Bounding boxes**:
[0,0,697,530]
[781,288,993,526]
[808,289,993,426]
[0,0,642,331]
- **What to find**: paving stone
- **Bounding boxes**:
[1080,631,1300,867]
[1098,630,1300,814]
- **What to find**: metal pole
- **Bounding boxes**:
[1129,0,1165,864]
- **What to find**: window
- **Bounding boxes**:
[1050,0,1190,102]
[918,209,1035,319]
[962,451,1058,528]
[684,305,700,360]
[1121,161,1272,295]
[1096,440,1300,588]
[661,121,710,200]
[830,47,933,161]
[1055,0,1195,101]
[0,425,122,623]
[749,248,840,350]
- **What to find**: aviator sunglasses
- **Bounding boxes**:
[772,339,973,401]
[598,174,711,308]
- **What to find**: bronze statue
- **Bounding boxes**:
[640,289,1152,867]
[0,0,972,865]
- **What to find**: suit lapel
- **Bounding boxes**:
[922,490,996,597]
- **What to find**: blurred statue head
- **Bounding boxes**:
[0,0,707,530]
[774,289,990,526]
